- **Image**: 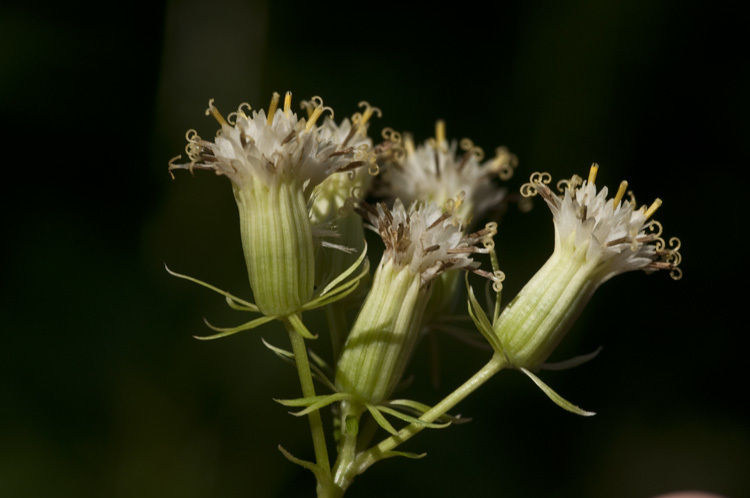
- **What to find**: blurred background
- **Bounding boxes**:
[1,0,747,496]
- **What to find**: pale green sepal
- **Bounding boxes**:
[261,338,337,392]
[224,296,256,312]
[317,242,368,298]
[274,392,351,416]
[379,450,427,460]
[286,313,317,340]
[164,264,259,312]
[302,257,370,311]
[540,347,603,371]
[466,275,504,354]
[520,367,596,416]
[278,445,325,479]
[375,405,451,429]
[364,403,399,436]
[194,315,276,340]
[388,399,466,424]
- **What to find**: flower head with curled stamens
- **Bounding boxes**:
[380,120,517,224]
[335,198,500,404]
[520,164,682,283]
[358,198,500,287]
[493,163,682,375]
[169,93,366,193]
[464,164,685,416]
[169,93,376,317]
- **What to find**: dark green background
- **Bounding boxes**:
[2,1,747,496]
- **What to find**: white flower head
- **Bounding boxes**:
[380,120,517,224]
[520,163,682,283]
[169,92,370,196]
[359,198,500,286]
[168,93,379,316]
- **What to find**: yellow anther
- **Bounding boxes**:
[305,106,324,131]
[266,92,280,125]
[304,97,332,131]
[644,198,663,220]
[237,102,252,119]
[283,91,292,116]
[357,101,381,126]
[205,99,229,127]
[588,163,599,185]
[435,120,446,145]
[612,180,628,210]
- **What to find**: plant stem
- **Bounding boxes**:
[328,400,365,497]
[285,319,331,476]
[334,353,507,492]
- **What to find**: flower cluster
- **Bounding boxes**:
[168,93,683,496]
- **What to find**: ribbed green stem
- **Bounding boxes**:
[285,320,331,477]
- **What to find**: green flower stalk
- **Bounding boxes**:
[169,93,373,316]
[493,164,682,370]
[335,199,499,405]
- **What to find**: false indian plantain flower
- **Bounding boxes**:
[334,198,500,405]
[380,120,518,225]
[491,164,682,373]
[169,92,372,317]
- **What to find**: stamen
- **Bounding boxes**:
[205,99,229,127]
[304,96,334,131]
[644,198,663,220]
[491,147,516,180]
[237,102,252,119]
[435,120,446,147]
[283,91,292,116]
[185,129,199,142]
[612,180,628,210]
[521,172,552,197]
[587,163,599,185]
[266,92,280,125]
[356,101,382,128]
[460,138,485,161]
[381,128,402,145]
